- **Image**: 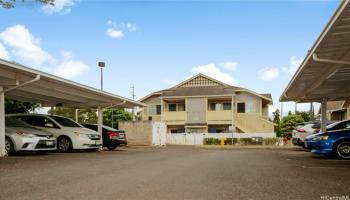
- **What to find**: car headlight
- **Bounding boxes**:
[74,132,89,138]
[313,135,329,141]
[16,131,35,138]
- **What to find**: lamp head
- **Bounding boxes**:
[98,62,105,68]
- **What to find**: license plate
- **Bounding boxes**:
[46,141,54,146]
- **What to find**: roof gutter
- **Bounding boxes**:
[313,53,350,65]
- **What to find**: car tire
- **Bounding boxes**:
[107,145,117,151]
[57,136,73,153]
[335,141,350,159]
[5,137,14,156]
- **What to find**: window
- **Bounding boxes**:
[156,105,162,115]
[223,103,232,110]
[209,103,216,111]
[50,116,81,127]
[237,103,245,113]
[246,102,255,113]
[215,103,222,111]
[178,104,186,111]
[18,116,59,129]
[149,105,161,115]
[168,104,177,112]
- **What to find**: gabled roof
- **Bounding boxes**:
[140,74,273,102]
[173,73,230,88]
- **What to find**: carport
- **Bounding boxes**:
[280,0,350,132]
[0,58,144,157]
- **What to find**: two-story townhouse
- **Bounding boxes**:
[140,74,275,134]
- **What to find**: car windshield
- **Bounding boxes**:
[50,116,81,127]
[5,117,32,128]
[327,121,342,129]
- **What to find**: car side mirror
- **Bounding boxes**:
[45,123,54,128]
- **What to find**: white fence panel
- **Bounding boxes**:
[152,122,167,146]
[166,132,276,145]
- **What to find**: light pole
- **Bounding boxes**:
[98,62,105,91]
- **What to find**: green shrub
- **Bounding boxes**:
[224,138,238,145]
[203,138,220,145]
[263,138,278,146]
[239,138,253,145]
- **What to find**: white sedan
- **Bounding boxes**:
[5,117,56,156]
[9,114,102,153]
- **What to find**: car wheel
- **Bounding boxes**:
[107,145,117,151]
[5,137,14,156]
[336,141,350,159]
[57,137,73,153]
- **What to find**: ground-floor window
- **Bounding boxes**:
[208,125,230,133]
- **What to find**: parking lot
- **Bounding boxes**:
[0,146,349,200]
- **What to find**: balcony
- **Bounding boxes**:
[162,111,187,122]
[207,110,232,122]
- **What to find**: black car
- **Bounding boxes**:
[82,124,127,150]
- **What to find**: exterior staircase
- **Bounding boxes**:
[233,114,276,133]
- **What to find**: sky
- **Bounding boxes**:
[0,0,341,116]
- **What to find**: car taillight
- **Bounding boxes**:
[297,128,305,132]
[107,131,119,139]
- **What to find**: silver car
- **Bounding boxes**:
[5,117,56,156]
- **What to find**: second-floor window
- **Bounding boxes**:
[209,102,231,111]
[168,104,177,112]
[237,102,255,113]
[149,105,161,115]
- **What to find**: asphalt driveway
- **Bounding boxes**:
[0,146,349,200]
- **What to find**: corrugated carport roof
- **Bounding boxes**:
[0,59,145,108]
[280,0,350,102]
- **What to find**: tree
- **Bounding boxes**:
[48,107,98,124]
[5,99,39,114]
[295,111,311,122]
[280,114,304,135]
[103,109,132,129]
[273,109,282,136]
[0,0,54,8]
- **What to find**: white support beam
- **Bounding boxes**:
[75,109,79,123]
[0,87,5,157]
[321,98,328,132]
[97,106,103,149]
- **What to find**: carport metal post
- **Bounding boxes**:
[97,106,103,147]
[321,98,328,132]
[0,86,5,157]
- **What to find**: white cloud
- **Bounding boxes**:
[126,23,137,32]
[106,21,137,39]
[191,63,236,85]
[283,56,303,75]
[0,42,10,60]
[218,62,238,71]
[259,67,279,81]
[163,79,179,85]
[0,25,54,66]
[41,0,78,15]
[0,25,88,79]
[53,51,89,79]
[106,28,124,39]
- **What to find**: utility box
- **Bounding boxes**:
[119,121,166,146]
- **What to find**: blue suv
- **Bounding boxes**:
[305,126,350,159]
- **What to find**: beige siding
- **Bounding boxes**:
[236,92,261,113]
[187,98,206,124]
[141,95,161,121]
